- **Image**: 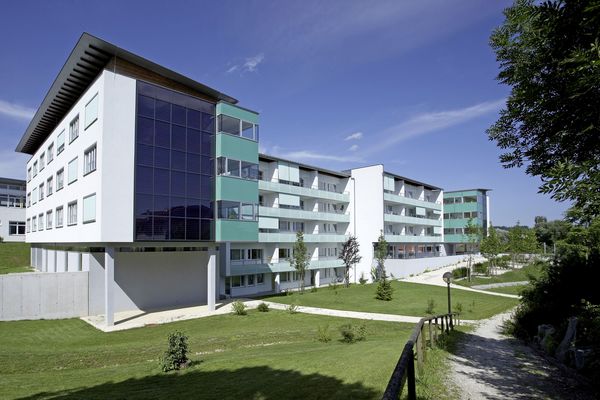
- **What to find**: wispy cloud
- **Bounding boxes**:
[349,144,359,152]
[276,149,362,163]
[0,99,35,120]
[365,99,505,155]
[344,131,363,141]
[227,53,265,74]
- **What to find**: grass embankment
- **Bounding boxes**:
[0,242,32,274]
[1,311,425,400]
[262,281,518,320]
[453,262,542,296]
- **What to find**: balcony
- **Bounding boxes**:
[259,232,349,243]
[384,234,443,243]
[259,206,350,223]
[383,192,442,210]
[259,180,350,202]
[228,257,344,276]
[383,213,442,227]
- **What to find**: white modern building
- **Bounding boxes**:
[0,177,26,242]
[14,33,489,325]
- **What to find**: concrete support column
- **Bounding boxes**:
[104,247,115,327]
[274,273,281,292]
[315,269,321,288]
[207,248,217,312]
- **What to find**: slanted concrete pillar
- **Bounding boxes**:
[315,269,321,288]
[207,248,217,312]
[274,273,281,292]
[104,247,115,327]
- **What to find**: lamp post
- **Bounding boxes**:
[442,272,453,314]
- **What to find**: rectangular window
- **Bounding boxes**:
[247,274,255,286]
[38,183,44,200]
[67,201,77,226]
[26,218,30,233]
[69,115,79,143]
[26,192,30,207]
[46,210,53,230]
[27,168,31,182]
[38,213,44,231]
[241,120,254,140]
[32,216,37,232]
[230,249,243,261]
[85,93,99,129]
[68,158,78,184]
[56,206,64,228]
[279,248,291,259]
[241,203,254,221]
[32,187,37,204]
[33,161,38,177]
[227,159,240,177]
[231,275,242,287]
[57,168,64,191]
[218,114,240,136]
[218,200,239,219]
[217,157,226,175]
[57,130,65,154]
[47,143,54,164]
[280,272,289,282]
[83,193,96,223]
[8,221,25,235]
[241,161,259,180]
[256,273,264,284]
[39,153,45,171]
[84,144,97,175]
[47,176,53,196]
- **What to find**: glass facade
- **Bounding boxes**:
[135,81,215,241]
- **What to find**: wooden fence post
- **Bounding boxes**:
[407,348,416,400]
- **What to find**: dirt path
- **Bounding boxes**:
[450,312,595,400]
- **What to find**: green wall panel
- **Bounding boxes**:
[444,218,481,229]
[444,190,481,198]
[216,220,258,242]
[216,176,258,202]
[216,102,259,124]
[444,202,479,213]
[216,133,258,162]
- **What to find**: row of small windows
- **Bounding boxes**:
[217,201,259,221]
[27,93,98,182]
[216,157,259,180]
[27,193,96,233]
[443,211,479,220]
[27,145,96,207]
[229,273,265,288]
[443,196,478,204]
[217,114,259,141]
[444,228,467,235]
[0,194,26,208]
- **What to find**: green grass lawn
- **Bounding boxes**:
[486,285,528,295]
[262,281,518,320]
[0,242,32,274]
[0,310,463,400]
[453,263,542,290]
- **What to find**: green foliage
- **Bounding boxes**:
[310,286,318,293]
[374,231,388,281]
[160,331,189,372]
[287,302,299,314]
[452,267,468,279]
[488,0,600,222]
[507,223,539,266]
[231,300,247,316]
[480,225,503,274]
[454,302,463,314]
[472,262,489,275]
[534,217,572,248]
[0,236,4,243]
[465,218,483,281]
[0,242,32,275]
[425,298,436,315]
[339,235,362,288]
[257,302,270,312]
[316,324,332,343]
[375,273,393,301]
[359,273,368,285]
[339,323,367,343]
[289,231,309,293]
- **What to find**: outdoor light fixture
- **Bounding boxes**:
[442,272,453,315]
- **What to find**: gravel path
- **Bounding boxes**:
[450,311,595,400]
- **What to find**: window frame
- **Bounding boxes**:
[84,143,97,176]
[67,201,78,226]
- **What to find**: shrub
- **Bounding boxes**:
[257,302,269,312]
[452,267,468,279]
[310,286,318,293]
[329,280,339,290]
[359,273,368,285]
[375,274,393,301]
[425,298,436,314]
[231,300,247,316]
[160,331,189,372]
[287,302,299,314]
[0,236,4,243]
[339,323,367,343]
[454,302,463,314]
[317,325,331,343]
[473,262,489,275]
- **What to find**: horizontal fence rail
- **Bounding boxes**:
[382,312,460,400]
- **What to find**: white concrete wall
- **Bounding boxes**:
[0,271,88,321]
[0,207,26,242]
[384,255,468,279]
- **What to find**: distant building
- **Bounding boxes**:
[0,177,26,242]
[443,189,491,255]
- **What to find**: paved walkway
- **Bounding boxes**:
[471,281,528,290]
[450,312,595,400]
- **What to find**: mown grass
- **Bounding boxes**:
[0,242,32,274]
[262,281,518,320]
[453,263,542,291]
[486,285,528,295]
[0,310,428,400]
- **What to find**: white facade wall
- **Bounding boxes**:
[0,207,26,242]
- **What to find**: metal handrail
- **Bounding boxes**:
[381,312,460,400]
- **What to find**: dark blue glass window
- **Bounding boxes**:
[135,81,215,241]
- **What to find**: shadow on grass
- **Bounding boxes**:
[16,365,380,400]
[447,330,596,400]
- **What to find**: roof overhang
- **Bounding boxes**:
[16,32,238,155]
[259,153,351,178]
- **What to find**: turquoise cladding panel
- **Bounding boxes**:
[216,176,258,202]
[216,134,258,163]
[216,102,259,124]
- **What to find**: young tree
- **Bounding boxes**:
[289,231,309,293]
[465,218,482,281]
[339,235,361,288]
[480,225,503,275]
[374,231,388,281]
[488,0,600,222]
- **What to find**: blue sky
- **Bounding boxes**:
[0,0,568,226]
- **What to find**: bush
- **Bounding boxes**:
[454,302,463,314]
[317,325,331,343]
[452,267,468,279]
[160,331,189,372]
[310,286,318,293]
[339,323,367,343]
[287,302,299,314]
[0,236,4,243]
[425,298,436,314]
[231,300,247,316]
[359,273,368,285]
[375,274,394,301]
[257,302,269,312]
[473,262,489,275]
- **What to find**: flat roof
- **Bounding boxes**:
[16,32,238,155]
[0,177,26,186]
[259,153,351,178]
[444,188,492,194]
[383,171,443,191]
